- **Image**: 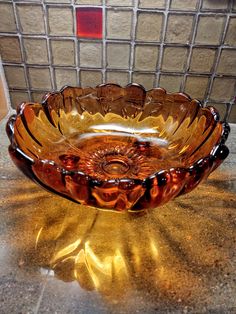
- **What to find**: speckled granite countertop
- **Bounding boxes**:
[0,115,235,314]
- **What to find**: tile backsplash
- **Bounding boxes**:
[0,0,235,122]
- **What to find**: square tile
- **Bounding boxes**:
[162,46,188,72]
[31,91,47,103]
[28,67,52,90]
[210,77,236,102]
[0,3,16,33]
[132,73,155,90]
[170,0,198,10]
[51,40,75,66]
[107,0,133,5]
[201,0,229,10]
[48,6,73,36]
[79,42,102,68]
[217,49,236,75]
[4,66,27,89]
[195,15,225,45]
[134,45,159,71]
[107,43,130,69]
[189,48,216,73]
[136,12,163,42]
[75,0,102,3]
[0,37,22,63]
[184,76,209,100]
[159,74,183,93]
[106,71,129,86]
[80,70,102,87]
[9,91,29,109]
[55,68,77,90]
[107,9,132,39]
[24,38,49,65]
[139,0,165,9]
[17,4,45,34]
[224,17,236,46]
[165,14,194,44]
[228,103,236,123]
[76,7,102,39]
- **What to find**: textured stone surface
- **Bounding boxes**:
[162,47,188,72]
[24,38,49,65]
[106,71,129,86]
[233,0,236,11]
[132,72,155,89]
[0,37,22,63]
[80,70,102,87]
[4,66,27,89]
[210,77,236,102]
[139,0,165,9]
[75,0,102,3]
[107,43,130,69]
[136,12,163,42]
[31,92,47,103]
[17,4,45,34]
[166,14,194,44]
[107,0,132,6]
[134,45,159,71]
[195,15,225,45]
[0,3,16,33]
[51,40,75,66]
[170,0,198,10]
[217,49,236,75]
[159,74,183,93]
[55,68,77,90]
[202,0,229,10]
[28,67,52,90]
[9,91,29,109]
[184,76,209,100]
[190,48,216,73]
[0,116,236,313]
[45,0,71,2]
[79,42,102,68]
[48,7,74,36]
[225,18,236,46]
[107,9,132,39]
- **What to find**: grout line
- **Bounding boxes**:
[204,9,231,105]
[72,0,80,86]
[181,0,203,93]
[3,61,236,78]
[102,0,106,84]
[154,0,171,87]
[12,1,31,101]
[129,0,138,83]
[42,2,56,91]
[1,32,236,49]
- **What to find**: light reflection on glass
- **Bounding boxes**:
[13,169,236,304]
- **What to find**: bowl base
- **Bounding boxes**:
[57,130,183,180]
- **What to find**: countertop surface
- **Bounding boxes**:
[0,115,235,314]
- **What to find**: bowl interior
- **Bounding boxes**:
[13,86,223,181]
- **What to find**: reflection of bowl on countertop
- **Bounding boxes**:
[6,84,230,212]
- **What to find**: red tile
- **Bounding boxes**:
[76,7,103,39]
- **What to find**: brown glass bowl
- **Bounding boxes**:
[6,84,230,212]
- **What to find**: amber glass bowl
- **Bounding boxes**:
[6,84,230,212]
